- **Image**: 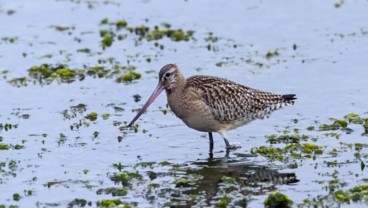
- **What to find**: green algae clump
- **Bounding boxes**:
[101,34,114,48]
[96,199,131,207]
[216,195,229,208]
[333,183,368,203]
[264,191,293,208]
[110,171,142,186]
[116,20,128,29]
[344,112,364,124]
[29,64,53,79]
[87,66,109,78]
[221,176,237,184]
[55,68,76,78]
[0,143,9,150]
[85,112,98,121]
[265,50,280,59]
[364,119,368,132]
[96,187,127,197]
[116,72,141,83]
[251,142,323,162]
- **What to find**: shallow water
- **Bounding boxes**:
[1,0,368,207]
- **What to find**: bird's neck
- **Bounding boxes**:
[167,73,186,95]
[166,75,187,118]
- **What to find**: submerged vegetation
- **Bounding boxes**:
[264,192,293,208]
[99,18,194,48]
[7,63,141,87]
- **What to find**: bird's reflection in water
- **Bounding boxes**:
[172,156,299,206]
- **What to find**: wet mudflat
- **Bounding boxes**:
[1,0,368,207]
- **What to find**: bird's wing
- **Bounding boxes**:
[186,76,294,122]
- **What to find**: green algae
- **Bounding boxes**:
[216,195,230,208]
[173,174,203,188]
[0,143,9,150]
[46,181,65,188]
[148,183,160,189]
[8,77,27,87]
[96,187,127,196]
[112,162,124,172]
[265,133,309,144]
[173,177,192,188]
[116,20,128,28]
[82,169,89,175]
[1,37,17,43]
[110,171,143,186]
[205,32,219,43]
[8,63,140,86]
[159,161,172,166]
[98,18,195,48]
[265,50,280,59]
[364,118,368,132]
[116,71,141,83]
[100,18,109,25]
[55,68,76,78]
[120,123,139,133]
[316,112,368,136]
[86,66,109,78]
[344,112,364,124]
[335,0,345,8]
[52,25,75,32]
[37,54,53,59]
[134,161,156,168]
[96,199,132,208]
[234,198,248,207]
[251,143,323,162]
[14,144,24,150]
[300,178,368,207]
[77,48,91,53]
[264,192,293,208]
[85,112,98,121]
[26,64,83,85]
[68,198,91,207]
[28,64,54,79]
[101,34,114,48]
[333,184,368,203]
[12,193,20,201]
[0,123,18,131]
[0,205,14,208]
[101,113,110,120]
[221,176,237,184]
[166,29,194,42]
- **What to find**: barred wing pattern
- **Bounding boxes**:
[186,76,295,122]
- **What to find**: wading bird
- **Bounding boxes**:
[128,64,296,154]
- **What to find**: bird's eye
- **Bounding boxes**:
[165,72,171,77]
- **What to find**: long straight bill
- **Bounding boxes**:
[127,84,164,127]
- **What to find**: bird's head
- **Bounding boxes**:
[158,64,181,91]
[127,64,182,127]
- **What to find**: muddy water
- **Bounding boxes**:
[1,0,368,207]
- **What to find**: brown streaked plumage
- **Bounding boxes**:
[128,64,296,154]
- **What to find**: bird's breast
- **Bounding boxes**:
[166,89,226,132]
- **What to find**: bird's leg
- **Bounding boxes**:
[225,148,230,157]
[223,138,231,149]
[219,132,231,149]
[208,132,214,157]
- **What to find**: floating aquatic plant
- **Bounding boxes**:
[264,192,293,208]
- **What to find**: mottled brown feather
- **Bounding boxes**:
[185,75,294,122]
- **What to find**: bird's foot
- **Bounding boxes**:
[226,142,242,150]
[224,138,241,150]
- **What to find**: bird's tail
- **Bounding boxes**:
[281,94,297,105]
